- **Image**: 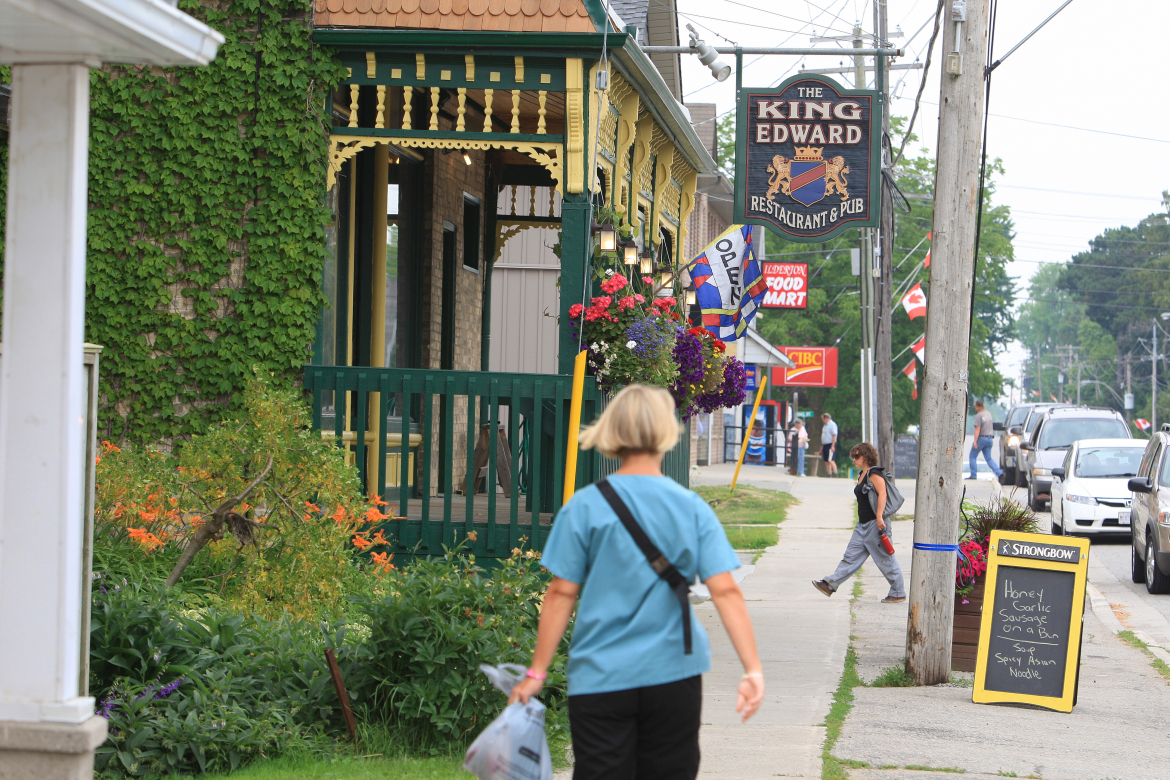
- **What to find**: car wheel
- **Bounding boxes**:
[1052,507,1063,535]
[1029,483,1046,513]
[1146,534,1170,594]
[1132,539,1147,584]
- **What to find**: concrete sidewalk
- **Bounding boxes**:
[693,465,857,779]
[837,482,1170,780]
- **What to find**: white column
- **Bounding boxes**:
[0,63,93,724]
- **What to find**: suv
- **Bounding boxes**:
[1008,404,1073,486]
[1127,425,1170,593]
[998,403,1069,485]
[1020,406,1130,511]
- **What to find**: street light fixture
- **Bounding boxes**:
[687,24,732,82]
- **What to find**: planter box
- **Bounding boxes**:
[952,573,986,672]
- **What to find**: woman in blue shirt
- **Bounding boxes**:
[509,384,764,779]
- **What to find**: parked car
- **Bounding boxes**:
[1050,438,1143,536]
[1127,424,1170,593]
[1009,404,1073,486]
[998,403,1062,485]
[1020,406,1130,511]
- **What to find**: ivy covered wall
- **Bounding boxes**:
[0,2,346,444]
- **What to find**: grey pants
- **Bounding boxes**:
[824,520,906,598]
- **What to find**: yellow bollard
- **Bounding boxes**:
[731,376,768,492]
[562,350,588,503]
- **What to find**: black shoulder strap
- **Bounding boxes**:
[595,479,692,655]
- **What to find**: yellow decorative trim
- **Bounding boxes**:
[490,71,501,82]
[457,88,467,131]
[612,74,639,221]
[650,140,676,246]
[510,90,521,133]
[588,63,611,196]
[565,58,585,193]
[327,134,564,194]
[429,87,440,130]
[366,52,377,79]
[483,89,494,132]
[465,55,475,81]
[348,84,360,128]
[402,86,413,129]
[515,56,525,83]
[375,85,386,129]
[677,167,698,261]
[415,54,426,80]
[537,91,547,135]
[441,69,452,80]
[392,68,402,79]
[628,115,654,232]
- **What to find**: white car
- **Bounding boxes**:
[1050,438,1144,536]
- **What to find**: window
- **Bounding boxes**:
[1077,447,1144,479]
[462,195,481,272]
[1140,442,1160,479]
[1037,418,1129,450]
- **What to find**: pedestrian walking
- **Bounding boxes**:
[509,384,765,780]
[746,420,766,463]
[820,413,839,476]
[968,399,1003,481]
[811,443,906,603]
[791,420,809,476]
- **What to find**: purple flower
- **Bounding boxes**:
[671,328,705,419]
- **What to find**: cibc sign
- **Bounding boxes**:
[761,262,807,308]
[771,347,838,388]
[734,74,881,243]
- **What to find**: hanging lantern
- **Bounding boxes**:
[639,249,653,274]
[621,238,638,265]
[592,220,617,252]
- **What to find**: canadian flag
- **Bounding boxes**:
[902,283,927,320]
[1136,418,1152,432]
[902,359,918,399]
[923,232,932,268]
[911,335,925,364]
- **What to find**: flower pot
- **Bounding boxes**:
[952,572,987,672]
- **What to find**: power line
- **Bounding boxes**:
[997,184,1161,202]
[891,95,1170,144]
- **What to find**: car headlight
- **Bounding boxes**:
[1033,468,1051,476]
[1007,435,1020,447]
[1066,494,1097,505]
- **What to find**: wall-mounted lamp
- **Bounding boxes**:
[685,288,697,306]
[462,152,472,166]
[592,221,617,252]
[639,249,653,274]
[621,238,639,265]
[659,271,674,290]
[687,24,731,82]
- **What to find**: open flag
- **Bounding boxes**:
[902,359,918,399]
[1136,418,1152,432]
[686,225,767,340]
[901,283,927,320]
[923,232,932,268]
[911,335,925,364]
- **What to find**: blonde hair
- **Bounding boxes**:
[578,384,682,459]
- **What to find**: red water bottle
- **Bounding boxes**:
[879,532,896,555]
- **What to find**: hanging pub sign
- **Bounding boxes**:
[734,75,881,243]
[973,531,1090,713]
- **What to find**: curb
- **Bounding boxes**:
[1085,581,1170,666]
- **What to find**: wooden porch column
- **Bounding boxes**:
[558,192,590,376]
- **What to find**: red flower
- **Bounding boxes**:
[569,303,584,318]
[634,294,645,303]
[713,339,727,353]
[642,276,654,284]
[652,297,676,310]
[600,274,629,294]
[618,295,638,310]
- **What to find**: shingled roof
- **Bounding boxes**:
[313,0,598,32]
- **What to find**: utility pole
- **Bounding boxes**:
[874,0,896,469]
[906,0,990,685]
[1153,321,1157,431]
[854,26,879,446]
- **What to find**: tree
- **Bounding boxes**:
[716,112,735,182]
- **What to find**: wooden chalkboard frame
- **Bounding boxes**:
[973,530,1090,712]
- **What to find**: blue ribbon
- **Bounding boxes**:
[913,542,960,552]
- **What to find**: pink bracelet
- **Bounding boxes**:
[526,668,547,680]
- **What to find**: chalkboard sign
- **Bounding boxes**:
[893,434,918,479]
[973,531,1090,712]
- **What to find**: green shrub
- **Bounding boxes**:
[343,548,569,751]
[91,580,348,777]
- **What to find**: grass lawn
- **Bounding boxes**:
[693,484,797,525]
[722,524,780,550]
[200,754,467,780]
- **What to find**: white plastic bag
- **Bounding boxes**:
[462,664,554,780]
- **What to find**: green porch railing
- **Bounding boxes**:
[304,365,690,558]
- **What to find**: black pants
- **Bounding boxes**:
[568,675,702,780]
